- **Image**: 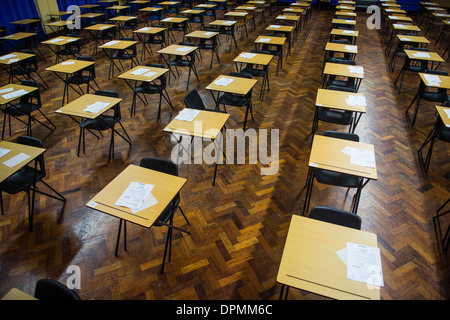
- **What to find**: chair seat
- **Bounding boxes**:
[315,169,362,188]
[134,83,160,94]
[112,53,135,60]
[437,127,450,142]
[328,79,355,90]
[318,108,353,125]
[421,91,448,103]
[0,167,44,194]
[240,67,266,78]
[79,115,115,130]
[218,93,249,107]
[168,60,190,67]
[65,75,92,85]
[11,67,36,75]
[405,65,427,73]
[5,102,39,116]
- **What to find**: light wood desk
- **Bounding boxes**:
[99,39,138,79]
[324,42,357,65]
[0,32,37,51]
[254,35,286,76]
[45,59,96,106]
[109,15,137,37]
[118,65,171,118]
[436,105,450,128]
[330,28,359,44]
[233,52,273,100]
[164,109,229,185]
[1,288,36,300]
[84,23,117,55]
[312,88,366,135]
[86,164,188,255]
[209,20,238,52]
[10,19,41,33]
[157,44,198,90]
[277,215,380,300]
[185,30,220,69]
[0,83,39,110]
[335,11,357,19]
[266,24,294,57]
[41,36,80,64]
[406,73,450,126]
[0,52,35,83]
[134,26,167,59]
[331,18,356,29]
[55,93,123,158]
[322,62,364,91]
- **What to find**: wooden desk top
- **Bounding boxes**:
[106,5,131,10]
[185,30,219,39]
[396,34,430,43]
[385,8,406,13]
[436,106,450,128]
[87,164,187,228]
[331,28,359,36]
[392,23,421,31]
[134,26,166,34]
[161,17,189,23]
[432,12,450,18]
[45,21,76,27]
[419,72,450,89]
[331,18,356,25]
[139,7,164,12]
[0,140,45,184]
[209,20,238,26]
[404,50,444,62]
[157,44,198,56]
[1,288,37,300]
[0,83,38,105]
[1,32,36,41]
[388,15,413,22]
[335,11,357,17]
[323,62,364,79]
[255,35,286,45]
[158,1,179,5]
[224,11,249,18]
[233,52,274,66]
[336,5,356,10]
[11,19,41,25]
[99,39,137,50]
[79,13,105,19]
[276,15,301,22]
[309,134,377,180]
[0,52,35,65]
[181,9,206,14]
[118,65,169,82]
[325,42,358,54]
[425,6,446,11]
[55,93,122,119]
[316,88,366,113]
[42,36,79,46]
[277,215,380,300]
[84,24,117,31]
[164,108,230,139]
[290,2,310,7]
[49,11,72,16]
[266,24,294,32]
[282,7,304,14]
[206,75,258,95]
[45,59,94,74]
[79,4,100,8]
[109,15,137,22]
[235,5,257,10]
[195,4,217,8]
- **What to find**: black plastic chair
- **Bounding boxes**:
[311,86,356,140]
[406,69,448,126]
[115,158,190,274]
[1,80,56,139]
[0,136,66,232]
[217,72,254,130]
[303,131,364,215]
[78,90,131,163]
[131,63,174,121]
[34,279,81,300]
[309,205,362,230]
[417,102,450,172]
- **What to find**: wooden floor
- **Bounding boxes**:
[0,4,449,300]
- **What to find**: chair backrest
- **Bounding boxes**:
[34,279,81,300]
[139,158,178,176]
[17,135,45,177]
[184,89,206,110]
[95,90,121,120]
[145,63,167,86]
[76,56,96,77]
[309,206,362,230]
[19,80,40,105]
[19,50,38,69]
[324,130,359,142]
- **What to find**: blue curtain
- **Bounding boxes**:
[0,0,40,35]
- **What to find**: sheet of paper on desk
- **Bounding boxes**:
[443,108,450,119]
[130,67,150,75]
[0,148,11,158]
[0,87,14,94]
[204,32,215,36]
[47,38,64,43]
[423,74,441,87]
[102,40,120,46]
[258,38,271,42]
[213,77,235,86]
[342,30,355,34]
[347,66,363,74]
[83,101,110,113]
[131,192,158,214]
[344,45,357,52]
[239,53,256,59]
[413,52,430,58]
[346,95,366,106]
[138,27,151,31]
[7,58,19,64]
[2,89,28,100]
[143,71,157,78]
[2,152,30,168]
[269,25,280,28]
[350,147,375,168]
[346,242,383,287]
[175,108,200,122]
[176,47,192,52]
[115,182,155,211]
[61,60,75,65]
[0,53,17,60]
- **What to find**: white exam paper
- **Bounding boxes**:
[350,147,375,168]
[102,40,120,46]
[239,53,256,59]
[3,152,30,168]
[0,54,17,60]
[130,67,150,76]
[413,52,430,58]
[258,37,271,42]
[346,242,383,286]
[0,148,11,158]
[115,182,155,211]
[346,95,366,106]
[175,108,200,122]
[347,66,363,74]
[83,101,110,113]
[213,77,234,87]
[2,89,28,100]
[176,46,192,52]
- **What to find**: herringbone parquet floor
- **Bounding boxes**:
[0,3,449,301]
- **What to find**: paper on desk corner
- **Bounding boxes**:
[2,152,30,168]
[115,182,155,211]
[346,242,383,287]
